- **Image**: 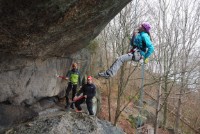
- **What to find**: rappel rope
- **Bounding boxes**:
[136,63,145,134]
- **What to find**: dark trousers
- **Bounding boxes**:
[75,97,94,115]
[66,82,77,107]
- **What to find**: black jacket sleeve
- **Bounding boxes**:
[78,71,81,86]
[87,84,96,98]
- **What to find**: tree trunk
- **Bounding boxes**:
[108,79,112,121]
[114,65,125,125]
[174,74,185,133]
[154,77,162,134]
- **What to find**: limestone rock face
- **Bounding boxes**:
[0,104,38,132]
[7,112,125,134]
[0,48,91,105]
[0,0,131,104]
[0,1,131,133]
[0,0,131,57]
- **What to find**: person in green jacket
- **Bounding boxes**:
[65,63,81,109]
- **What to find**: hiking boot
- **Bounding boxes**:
[98,72,110,79]
[65,104,70,109]
[70,104,74,109]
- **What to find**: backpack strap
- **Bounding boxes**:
[131,33,146,52]
[140,33,147,52]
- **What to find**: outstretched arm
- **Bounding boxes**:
[56,74,68,80]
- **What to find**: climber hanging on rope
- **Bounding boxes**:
[98,22,154,79]
[57,63,82,109]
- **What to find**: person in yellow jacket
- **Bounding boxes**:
[65,63,81,109]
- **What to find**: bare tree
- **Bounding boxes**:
[145,0,200,133]
[97,0,149,125]
[95,0,200,133]
[97,25,114,121]
[174,1,200,133]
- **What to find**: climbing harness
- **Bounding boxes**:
[132,48,143,61]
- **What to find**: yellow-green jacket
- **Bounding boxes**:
[66,69,81,85]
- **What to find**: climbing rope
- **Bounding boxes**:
[136,63,145,134]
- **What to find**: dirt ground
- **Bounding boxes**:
[98,94,133,134]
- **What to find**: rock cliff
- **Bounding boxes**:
[0,0,131,105]
[0,0,131,57]
[6,112,125,134]
[0,1,131,133]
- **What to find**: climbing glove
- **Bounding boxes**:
[144,58,149,64]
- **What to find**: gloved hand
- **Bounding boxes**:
[144,58,149,64]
